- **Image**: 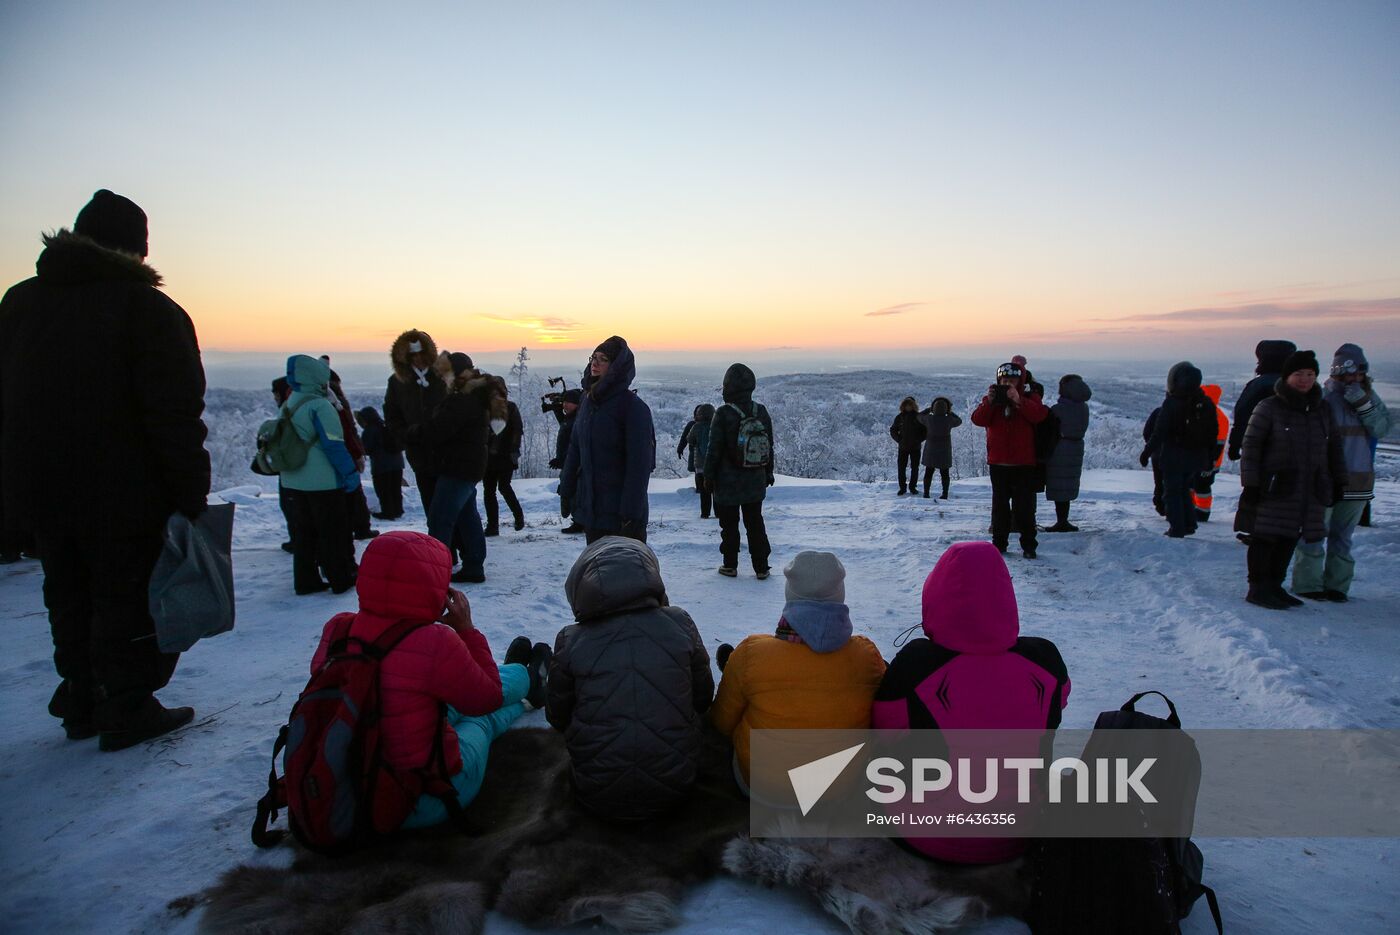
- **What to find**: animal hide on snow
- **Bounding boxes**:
[723,835,1031,935]
[178,727,750,935]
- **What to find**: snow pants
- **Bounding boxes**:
[923,465,950,498]
[717,501,772,572]
[1162,468,1198,537]
[286,488,357,592]
[36,528,179,729]
[695,473,713,518]
[897,449,921,493]
[427,476,486,577]
[1247,534,1299,589]
[1291,500,1366,595]
[371,469,404,519]
[401,663,530,828]
[989,465,1038,553]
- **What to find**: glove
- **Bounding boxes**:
[560,496,572,518]
[548,457,561,469]
[766,473,775,487]
[178,499,208,521]
[1227,445,1241,462]
[1138,448,1151,468]
[1343,383,1367,406]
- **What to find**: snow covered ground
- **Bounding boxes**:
[2,469,1398,934]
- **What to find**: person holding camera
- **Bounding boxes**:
[558,336,656,544]
[544,386,584,534]
[970,362,1048,558]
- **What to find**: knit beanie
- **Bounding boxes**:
[783,551,846,603]
[593,336,626,361]
[448,352,474,376]
[1331,343,1368,376]
[74,189,148,257]
[1280,350,1320,379]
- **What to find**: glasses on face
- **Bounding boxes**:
[1331,359,1363,377]
[589,354,610,365]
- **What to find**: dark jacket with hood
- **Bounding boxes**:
[406,355,505,484]
[1044,375,1092,501]
[677,403,716,474]
[916,398,962,469]
[1143,362,1214,474]
[1227,340,1295,460]
[486,378,523,472]
[0,230,209,536]
[384,329,448,474]
[1236,380,1345,543]
[703,364,775,507]
[558,338,656,532]
[547,537,714,821]
[356,407,405,474]
[889,398,926,454]
[872,542,1069,864]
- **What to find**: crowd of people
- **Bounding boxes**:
[0,188,1389,903]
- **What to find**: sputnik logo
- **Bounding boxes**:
[787,743,865,816]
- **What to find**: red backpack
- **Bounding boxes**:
[252,614,460,854]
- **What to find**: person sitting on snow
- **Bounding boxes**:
[872,541,1070,864]
[307,531,551,828]
[547,536,714,820]
[710,550,886,794]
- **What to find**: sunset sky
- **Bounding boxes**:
[2,1,1397,361]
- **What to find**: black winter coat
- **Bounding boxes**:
[554,411,576,466]
[0,231,209,537]
[487,401,523,471]
[547,538,714,820]
[409,377,496,483]
[703,364,775,507]
[1235,381,1345,543]
[384,330,448,474]
[917,400,961,469]
[890,404,926,454]
[1143,363,1214,474]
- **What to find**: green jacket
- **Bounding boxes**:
[279,355,360,493]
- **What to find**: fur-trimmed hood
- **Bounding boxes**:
[34,229,162,287]
[431,352,508,422]
[389,329,439,384]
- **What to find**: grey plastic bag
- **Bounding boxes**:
[149,502,236,653]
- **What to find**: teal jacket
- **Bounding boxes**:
[279,355,360,493]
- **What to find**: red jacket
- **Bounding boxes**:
[309,531,503,776]
[970,382,1048,466]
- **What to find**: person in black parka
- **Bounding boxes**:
[558,336,656,544]
[482,375,525,535]
[384,329,448,515]
[704,363,775,577]
[1043,374,1092,531]
[889,396,926,496]
[355,405,405,520]
[0,191,208,749]
[677,403,717,518]
[1142,406,1166,517]
[916,397,962,499]
[551,388,584,534]
[1228,339,1296,462]
[1140,362,1216,538]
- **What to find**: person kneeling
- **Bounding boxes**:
[547,537,714,820]
[307,531,550,829]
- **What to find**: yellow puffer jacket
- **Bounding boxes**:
[710,632,887,784]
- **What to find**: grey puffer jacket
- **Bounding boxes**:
[1044,376,1091,502]
[1235,381,1345,543]
[547,537,714,820]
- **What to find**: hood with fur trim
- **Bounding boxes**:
[389,329,439,384]
[431,353,508,422]
[34,229,162,287]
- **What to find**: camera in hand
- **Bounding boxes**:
[540,376,569,414]
[992,384,1010,406]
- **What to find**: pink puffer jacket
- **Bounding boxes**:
[309,531,503,776]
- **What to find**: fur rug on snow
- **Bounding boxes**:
[723,835,1030,935]
[178,727,750,934]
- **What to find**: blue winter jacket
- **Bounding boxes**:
[558,340,656,532]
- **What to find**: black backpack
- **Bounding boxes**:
[1025,691,1223,935]
[1173,394,1219,452]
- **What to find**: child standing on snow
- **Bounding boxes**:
[307,531,550,828]
[677,403,717,518]
[710,551,886,793]
[355,406,405,520]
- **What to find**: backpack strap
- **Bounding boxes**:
[1201,884,1223,933]
[1123,690,1181,728]
[251,723,289,848]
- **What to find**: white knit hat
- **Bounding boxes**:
[784,551,846,603]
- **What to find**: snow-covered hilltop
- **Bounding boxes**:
[2,470,1398,933]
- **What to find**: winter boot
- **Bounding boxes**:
[525,642,552,709]
[504,636,533,667]
[716,643,735,672]
[755,568,771,580]
[513,513,525,531]
[295,580,331,596]
[280,541,294,553]
[718,566,738,577]
[560,522,585,535]
[353,529,380,541]
[1324,589,1349,603]
[98,697,196,752]
[1274,587,1304,607]
[451,568,486,584]
[1296,590,1329,602]
[483,525,499,538]
[1245,587,1290,610]
[923,491,930,499]
[50,682,96,740]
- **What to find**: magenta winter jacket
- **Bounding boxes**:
[309,532,504,777]
[872,541,1070,863]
